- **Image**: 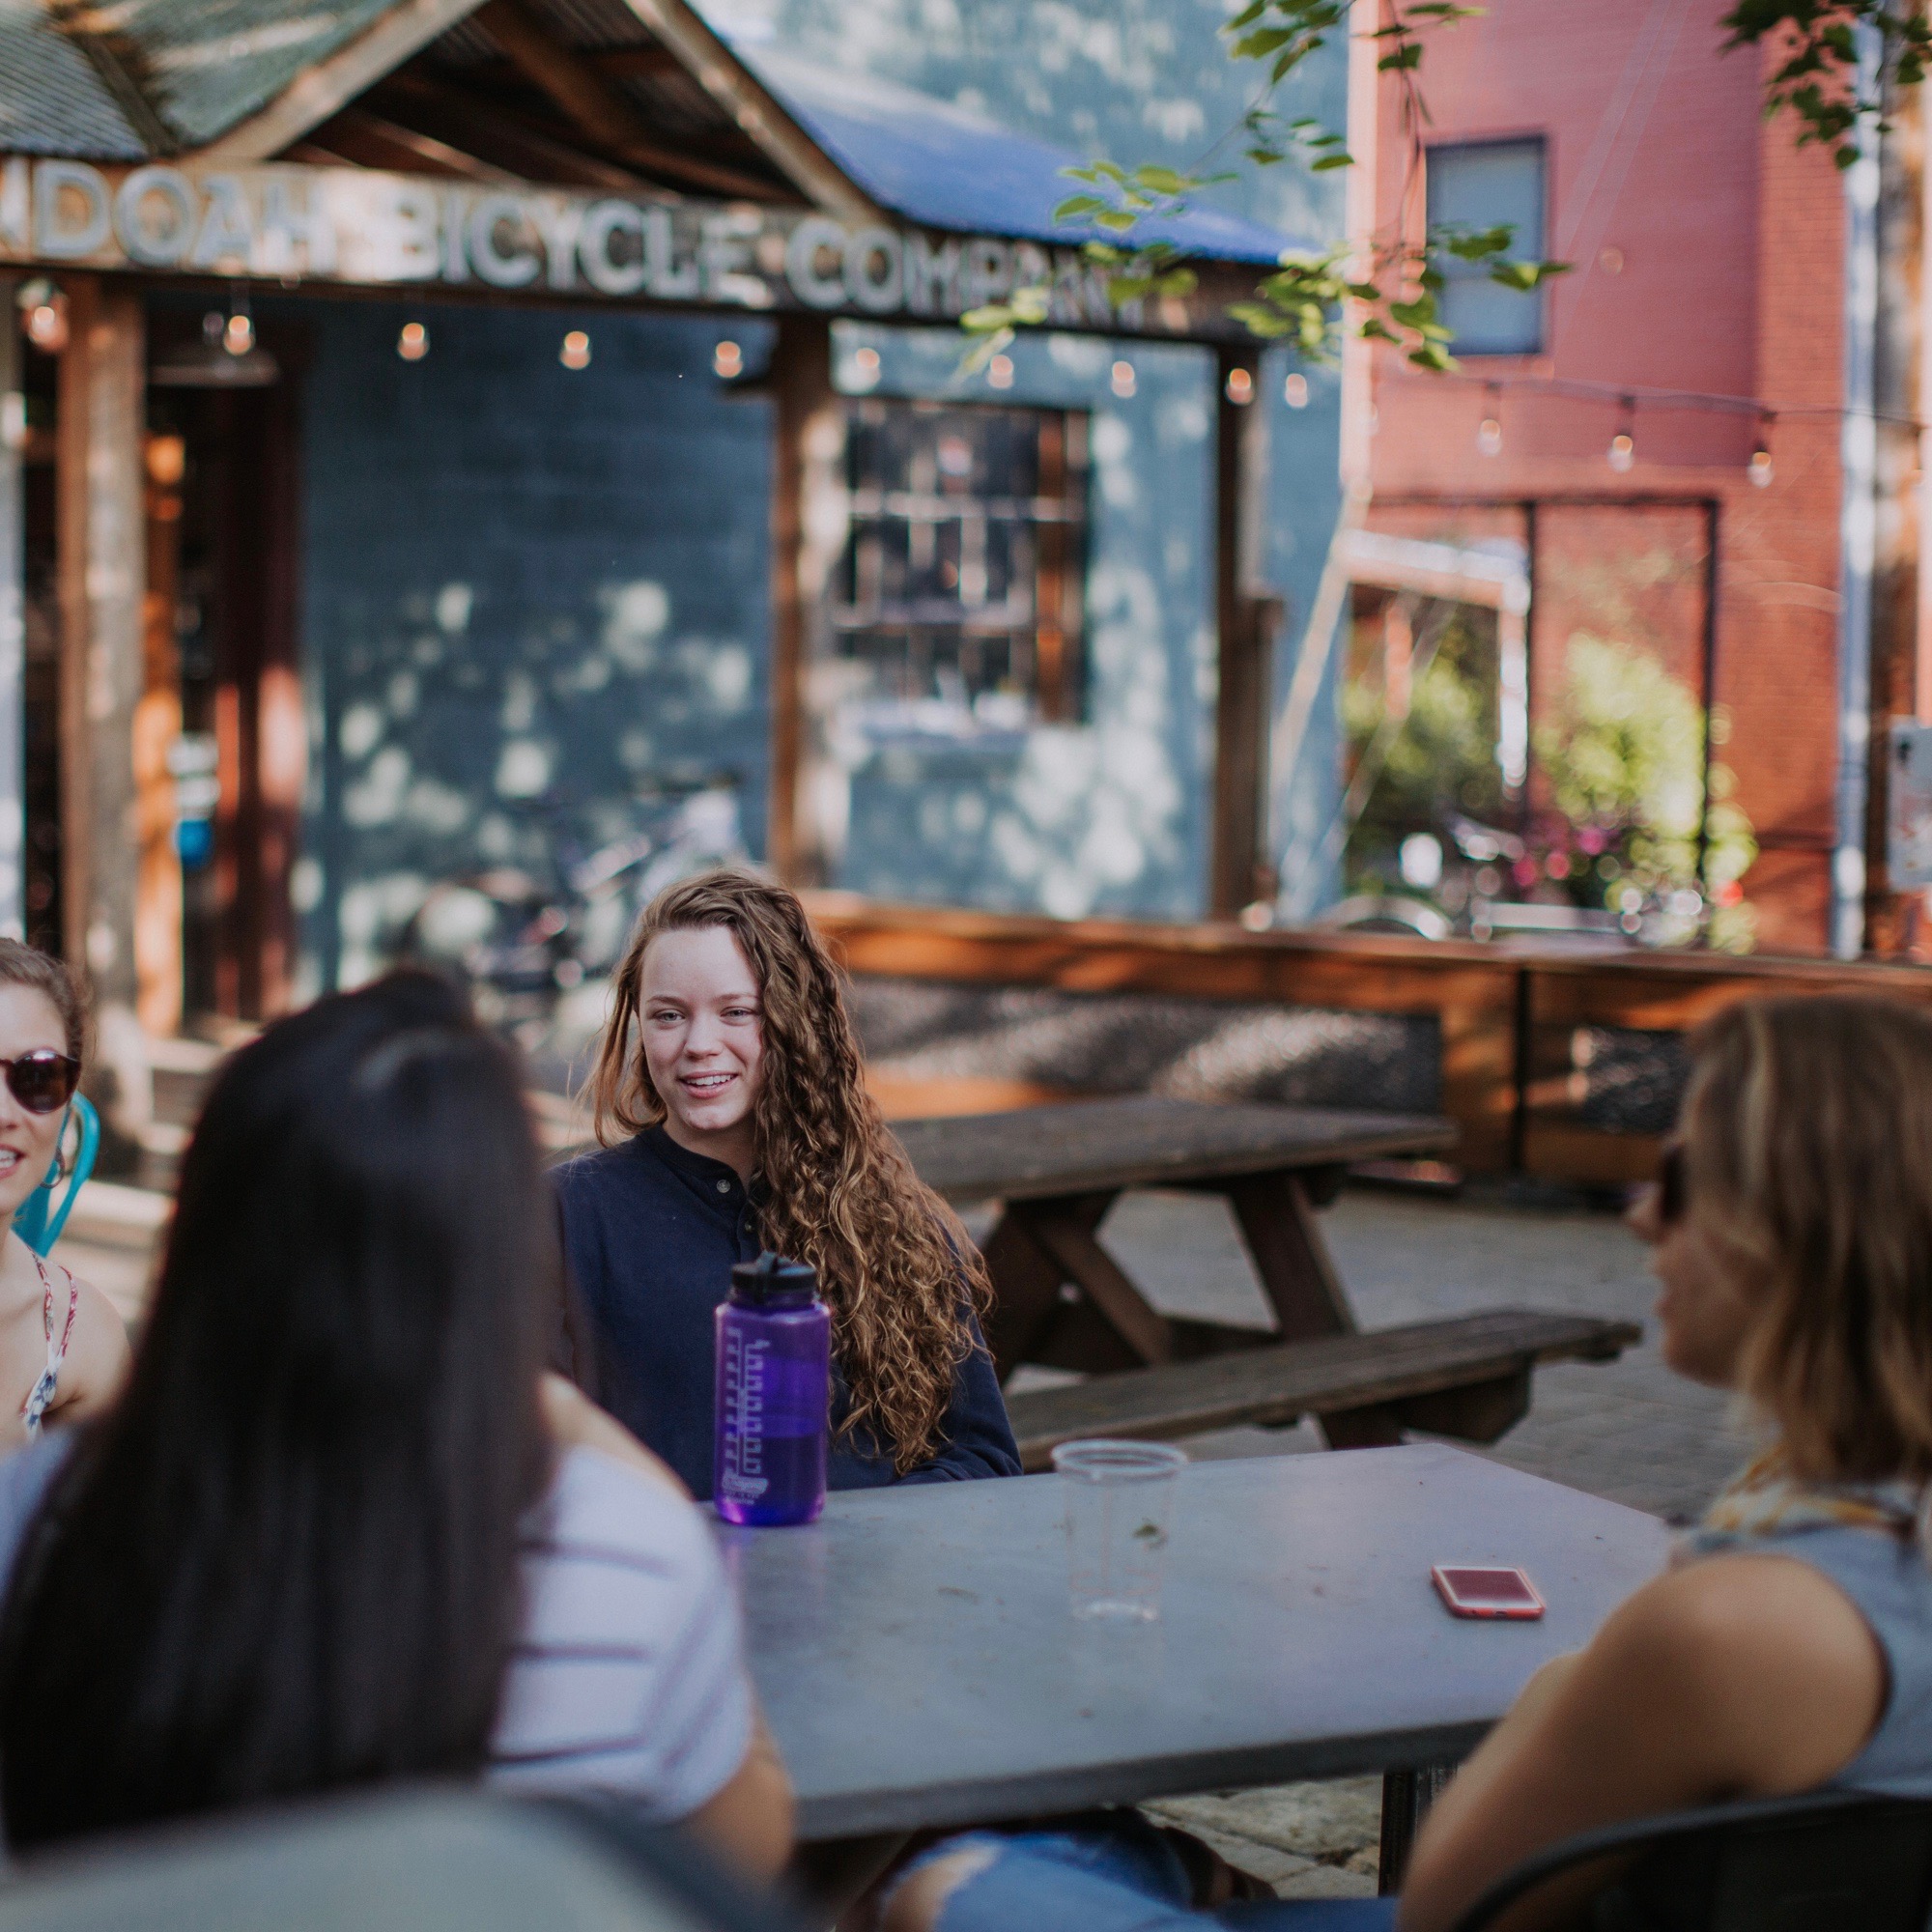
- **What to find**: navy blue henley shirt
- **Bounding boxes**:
[554,1125,1021,1497]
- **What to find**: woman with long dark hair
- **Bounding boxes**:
[0,974,791,1870]
[557,871,1018,1495]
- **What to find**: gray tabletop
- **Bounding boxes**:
[724,1444,1669,1838]
[892,1097,1459,1205]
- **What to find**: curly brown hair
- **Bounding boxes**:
[583,870,990,1473]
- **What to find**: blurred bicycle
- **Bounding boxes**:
[397,778,748,1052]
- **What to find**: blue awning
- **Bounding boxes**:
[740,48,1293,267]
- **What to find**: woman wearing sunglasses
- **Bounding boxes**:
[887,993,1932,1932]
[0,943,126,1447]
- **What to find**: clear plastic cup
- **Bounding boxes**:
[1051,1438,1187,1621]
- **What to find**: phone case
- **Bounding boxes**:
[1431,1564,1546,1619]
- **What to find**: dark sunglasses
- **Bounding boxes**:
[0,1051,79,1117]
[1656,1139,1687,1228]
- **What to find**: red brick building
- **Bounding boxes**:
[1360,0,1856,953]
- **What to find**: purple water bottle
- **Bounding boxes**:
[714,1252,831,1526]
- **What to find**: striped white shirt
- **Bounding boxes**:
[0,1437,754,1823]
[491,1445,753,1815]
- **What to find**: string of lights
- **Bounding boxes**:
[1380,364,1927,486]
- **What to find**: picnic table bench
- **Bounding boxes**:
[895,1097,1639,1459]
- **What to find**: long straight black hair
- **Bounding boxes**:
[0,973,554,1849]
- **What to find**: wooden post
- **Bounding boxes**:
[1868,74,1927,955]
[205,381,304,1021]
[133,431,184,1037]
[55,278,144,1009]
[0,278,23,940]
[767,313,838,885]
[1209,345,1270,917]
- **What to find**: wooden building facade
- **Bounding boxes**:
[0,0,1349,1062]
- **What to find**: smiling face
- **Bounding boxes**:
[638,924,765,1178]
[0,984,71,1225]
[1627,1149,1764,1389]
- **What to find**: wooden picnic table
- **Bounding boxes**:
[895,1095,1458,1380]
[894,1096,1637,1462]
[733,1443,1669,1879]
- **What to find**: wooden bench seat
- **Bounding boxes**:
[1003,1308,1641,1470]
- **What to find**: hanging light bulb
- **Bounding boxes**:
[1225,365,1255,405]
[713,338,743,379]
[397,321,429,361]
[1477,386,1503,456]
[1607,397,1636,473]
[1283,371,1309,408]
[1111,358,1137,399]
[1748,413,1775,487]
[560,329,591,370]
[222,293,254,355]
[153,304,277,386]
[17,279,66,354]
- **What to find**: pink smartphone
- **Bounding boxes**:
[1431,1565,1546,1620]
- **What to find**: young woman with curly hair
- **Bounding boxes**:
[554,871,1019,1495]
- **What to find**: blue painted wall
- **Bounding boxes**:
[826,327,1343,920]
[292,300,775,994]
[289,0,1351,980]
[827,324,1213,918]
[715,0,1351,918]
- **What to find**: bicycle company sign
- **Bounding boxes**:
[0,155,1138,330]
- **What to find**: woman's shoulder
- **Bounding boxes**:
[1606,1547,1886,1753]
[528,1442,722,1583]
[497,1446,753,1811]
[551,1132,671,1208]
[552,1134,645,1189]
[53,1265,131,1415]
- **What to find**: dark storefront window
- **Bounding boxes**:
[836,400,1089,728]
[1427,138,1547,355]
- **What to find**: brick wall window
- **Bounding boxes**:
[835,399,1090,728]
[1427,137,1547,355]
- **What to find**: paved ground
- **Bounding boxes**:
[978,1180,1750,1900]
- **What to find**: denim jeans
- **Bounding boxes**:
[918,1815,1400,1932]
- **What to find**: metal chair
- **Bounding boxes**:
[1447,1786,1932,1932]
[14,1096,99,1259]
[0,1788,802,1932]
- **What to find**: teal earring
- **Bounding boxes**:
[14,1094,99,1257]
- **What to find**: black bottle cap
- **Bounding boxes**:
[729,1251,818,1306]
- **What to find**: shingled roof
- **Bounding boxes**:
[0,0,1296,262]
[0,0,416,156]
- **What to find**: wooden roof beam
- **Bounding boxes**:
[473,0,789,201]
[194,0,492,163]
[593,45,683,81]
[304,105,520,183]
[370,69,665,195]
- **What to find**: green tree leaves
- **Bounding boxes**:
[1722,1,1931,169]
[1019,1,1569,369]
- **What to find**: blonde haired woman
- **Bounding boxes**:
[554,871,1018,1495]
[888,993,1932,1932]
